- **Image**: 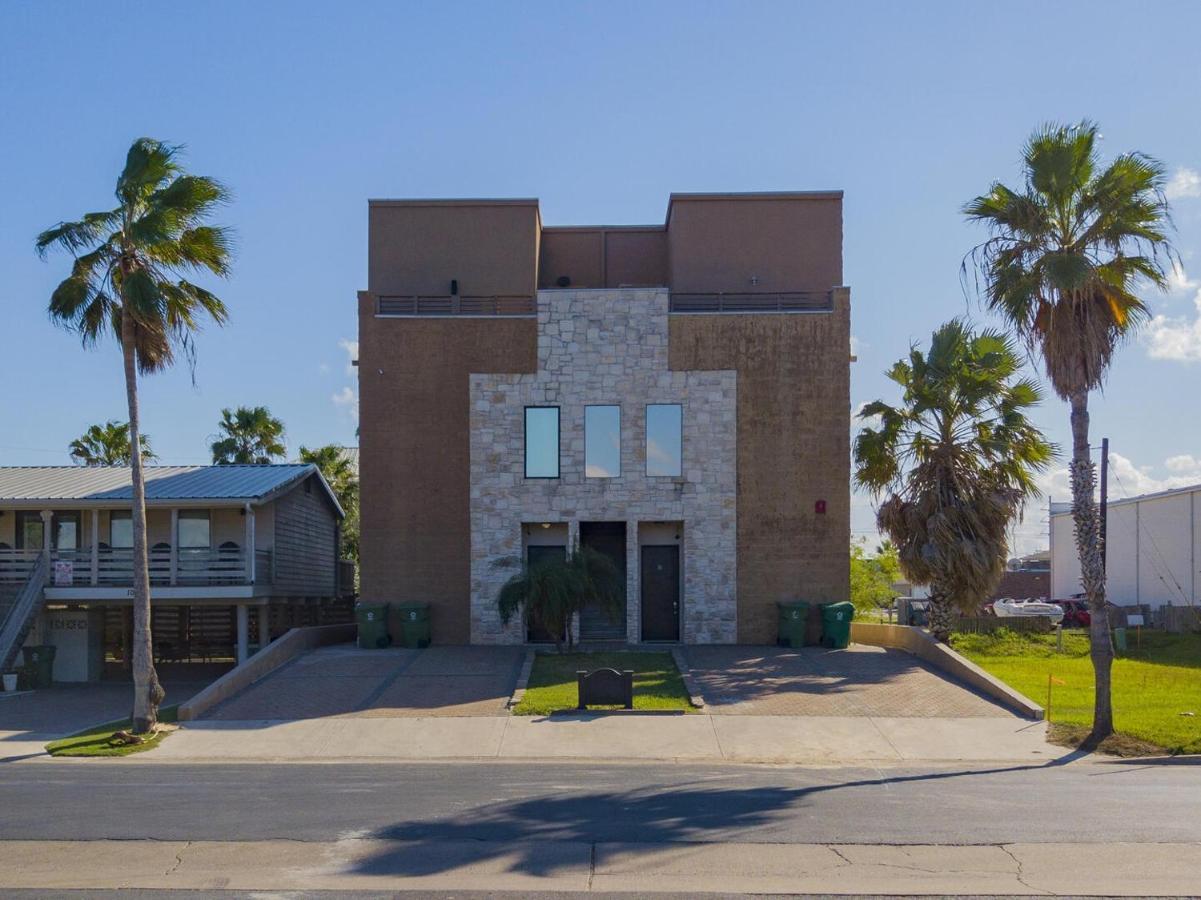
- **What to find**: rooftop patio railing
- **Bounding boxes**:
[376,294,536,317]
[668,291,834,313]
[0,547,272,587]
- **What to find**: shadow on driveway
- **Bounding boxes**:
[683,644,1013,718]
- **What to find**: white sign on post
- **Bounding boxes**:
[1127,614,1145,627]
[53,560,74,587]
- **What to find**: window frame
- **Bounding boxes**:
[177,509,212,549]
[523,406,561,480]
[584,404,622,479]
[109,510,133,549]
[645,403,684,477]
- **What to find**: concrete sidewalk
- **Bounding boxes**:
[4,838,1199,895]
[143,712,1054,764]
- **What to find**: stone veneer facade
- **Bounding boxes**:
[468,288,737,644]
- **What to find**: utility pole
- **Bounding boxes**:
[1099,437,1109,575]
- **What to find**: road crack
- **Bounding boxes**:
[826,845,854,867]
[164,840,191,877]
[587,841,596,890]
[1000,843,1054,896]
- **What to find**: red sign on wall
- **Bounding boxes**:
[815,500,827,515]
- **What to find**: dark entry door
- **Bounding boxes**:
[641,545,679,641]
[526,544,566,643]
[579,522,627,640]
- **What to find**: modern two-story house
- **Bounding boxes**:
[358,191,851,645]
[0,464,353,682]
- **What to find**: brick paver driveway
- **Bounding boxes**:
[204,644,525,720]
[682,645,1011,717]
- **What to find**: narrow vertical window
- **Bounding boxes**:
[110,511,133,549]
[585,405,621,478]
[646,404,683,476]
[524,407,560,478]
[178,510,211,548]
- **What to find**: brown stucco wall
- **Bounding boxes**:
[369,200,540,298]
[667,193,843,294]
[990,570,1050,602]
[538,228,668,290]
[668,288,851,643]
[357,292,537,643]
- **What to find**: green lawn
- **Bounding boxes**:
[512,651,694,715]
[952,629,1201,754]
[44,705,179,758]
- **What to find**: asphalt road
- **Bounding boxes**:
[2,758,1199,845]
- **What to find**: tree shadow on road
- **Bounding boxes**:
[352,749,1095,878]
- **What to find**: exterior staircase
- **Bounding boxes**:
[0,555,49,673]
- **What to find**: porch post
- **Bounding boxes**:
[626,520,639,644]
[169,509,179,586]
[257,603,270,650]
[244,503,255,584]
[235,604,249,665]
[39,509,52,557]
[90,509,99,586]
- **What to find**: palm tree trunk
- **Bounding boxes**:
[123,315,164,733]
[1069,391,1114,742]
[927,589,953,643]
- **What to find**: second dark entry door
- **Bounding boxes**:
[526,544,567,643]
[640,545,679,642]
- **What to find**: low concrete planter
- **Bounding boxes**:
[178,623,356,721]
[851,622,1044,720]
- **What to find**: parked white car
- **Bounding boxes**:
[992,598,1064,623]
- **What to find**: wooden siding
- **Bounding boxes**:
[270,476,338,596]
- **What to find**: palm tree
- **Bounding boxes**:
[964,121,1176,741]
[69,420,157,466]
[299,444,359,563]
[210,406,286,464]
[37,138,232,732]
[854,320,1053,642]
[494,544,624,653]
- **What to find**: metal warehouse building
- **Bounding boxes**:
[1051,483,1201,610]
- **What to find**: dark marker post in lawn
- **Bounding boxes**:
[514,652,692,716]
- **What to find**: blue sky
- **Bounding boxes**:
[2,1,1199,554]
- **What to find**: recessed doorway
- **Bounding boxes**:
[579,521,627,640]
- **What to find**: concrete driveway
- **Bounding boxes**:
[681,644,1013,717]
[203,644,527,720]
[0,678,213,762]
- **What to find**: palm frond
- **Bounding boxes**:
[963,121,1177,398]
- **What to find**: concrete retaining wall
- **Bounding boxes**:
[852,622,1044,720]
[178,623,356,721]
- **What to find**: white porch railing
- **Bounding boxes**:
[0,547,272,587]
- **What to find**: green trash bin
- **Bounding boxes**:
[392,602,431,649]
[21,645,56,688]
[819,602,855,649]
[1113,626,1127,653]
[776,601,809,648]
[356,602,391,649]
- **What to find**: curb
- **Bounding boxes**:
[506,649,536,710]
[671,647,706,709]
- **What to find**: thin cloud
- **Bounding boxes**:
[338,338,359,376]
[1166,166,1201,200]
[1145,294,1201,362]
[332,386,358,422]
